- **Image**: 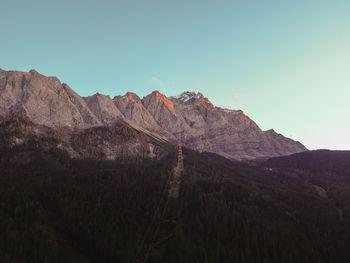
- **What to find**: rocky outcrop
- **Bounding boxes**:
[70,121,169,160]
[166,91,307,160]
[0,114,170,160]
[113,92,162,131]
[83,93,123,124]
[142,91,190,137]
[0,69,307,160]
[0,69,100,127]
[141,91,306,160]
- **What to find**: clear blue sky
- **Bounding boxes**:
[1,0,349,150]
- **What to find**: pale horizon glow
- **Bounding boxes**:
[1,0,349,150]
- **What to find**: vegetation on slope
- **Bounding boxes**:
[265,149,350,175]
[1,117,350,262]
[159,150,350,263]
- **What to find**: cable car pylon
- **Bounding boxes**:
[177,141,184,170]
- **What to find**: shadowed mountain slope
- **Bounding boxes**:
[0,113,173,164]
[0,69,306,160]
[0,69,101,127]
[1,143,350,262]
[265,149,350,174]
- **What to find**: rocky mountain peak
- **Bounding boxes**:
[143,90,176,114]
[85,92,111,101]
[200,96,214,109]
[123,92,141,104]
[113,91,164,132]
[83,93,123,124]
[265,129,276,134]
[175,91,204,102]
[0,69,101,128]
[29,69,39,75]
[173,91,214,109]
[0,69,307,160]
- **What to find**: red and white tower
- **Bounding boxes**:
[177,142,184,170]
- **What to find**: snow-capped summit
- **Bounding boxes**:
[0,68,307,160]
[173,91,204,102]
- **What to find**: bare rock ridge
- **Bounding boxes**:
[113,92,162,131]
[83,93,123,124]
[0,69,100,127]
[0,69,307,160]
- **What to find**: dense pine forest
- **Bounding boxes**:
[164,150,350,262]
[1,120,350,262]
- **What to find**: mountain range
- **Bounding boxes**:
[0,68,306,160]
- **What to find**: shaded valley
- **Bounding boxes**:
[1,120,350,262]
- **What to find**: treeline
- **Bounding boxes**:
[265,149,350,175]
[155,150,350,263]
[0,152,175,262]
[2,136,350,262]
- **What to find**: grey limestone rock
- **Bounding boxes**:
[0,69,307,160]
[0,69,100,127]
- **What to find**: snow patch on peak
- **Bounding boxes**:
[173,91,204,102]
[221,108,235,113]
[215,106,245,115]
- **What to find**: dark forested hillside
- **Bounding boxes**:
[1,134,350,262]
[265,149,350,175]
[0,156,175,263]
[155,150,350,263]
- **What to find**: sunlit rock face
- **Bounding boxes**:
[0,69,100,127]
[83,93,124,124]
[167,91,306,160]
[113,92,175,139]
[141,91,190,137]
[0,69,307,160]
[141,90,306,160]
[113,92,161,130]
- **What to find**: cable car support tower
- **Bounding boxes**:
[177,141,184,170]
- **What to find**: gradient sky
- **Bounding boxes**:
[1,0,350,150]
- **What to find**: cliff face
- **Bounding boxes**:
[0,113,170,160]
[83,93,123,124]
[152,91,306,160]
[141,91,190,137]
[0,69,307,160]
[113,92,162,131]
[0,69,100,127]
